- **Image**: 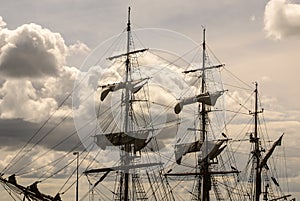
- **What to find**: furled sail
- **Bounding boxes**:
[107,48,148,60]
[174,91,224,114]
[100,78,149,101]
[175,140,202,164]
[259,134,283,169]
[174,139,227,165]
[199,140,227,165]
[182,64,225,74]
[95,130,151,152]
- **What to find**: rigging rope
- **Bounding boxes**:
[1,94,71,174]
[1,26,132,176]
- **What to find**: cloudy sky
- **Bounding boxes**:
[0,0,300,200]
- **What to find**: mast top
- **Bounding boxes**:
[127,7,131,32]
[202,27,206,44]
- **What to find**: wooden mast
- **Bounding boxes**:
[171,29,227,201]
[254,83,261,201]
[124,6,131,201]
[200,28,210,201]
[250,82,263,201]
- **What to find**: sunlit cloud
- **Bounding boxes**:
[0,20,85,123]
[0,23,67,78]
[264,0,300,39]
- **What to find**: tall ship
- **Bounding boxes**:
[0,7,296,201]
[164,29,294,199]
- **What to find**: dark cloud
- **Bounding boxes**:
[0,118,82,152]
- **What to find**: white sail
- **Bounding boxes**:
[174,91,224,114]
[175,140,202,164]
[100,78,149,101]
[198,140,227,165]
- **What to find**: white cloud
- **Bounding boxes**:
[68,40,90,56]
[0,20,88,123]
[0,66,80,123]
[0,80,57,122]
[264,0,300,39]
[66,40,90,67]
[250,15,256,22]
[0,23,68,78]
[261,75,272,82]
[0,17,6,29]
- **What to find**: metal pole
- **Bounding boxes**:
[73,152,79,201]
